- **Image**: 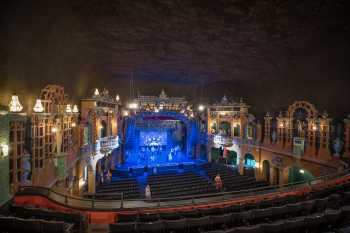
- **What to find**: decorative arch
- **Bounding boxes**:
[40,85,68,113]
[287,101,318,119]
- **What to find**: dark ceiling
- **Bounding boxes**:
[1,0,349,117]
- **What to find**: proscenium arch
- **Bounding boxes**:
[287,101,318,119]
[126,111,196,156]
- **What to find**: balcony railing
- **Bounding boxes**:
[98,136,119,153]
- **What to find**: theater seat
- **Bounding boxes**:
[209,213,232,226]
[163,218,187,232]
[110,222,137,233]
[137,220,163,233]
[284,216,305,231]
[0,216,14,232]
[260,220,285,233]
[227,224,261,233]
[187,216,210,230]
[324,208,341,225]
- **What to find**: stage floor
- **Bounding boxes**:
[114,159,207,177]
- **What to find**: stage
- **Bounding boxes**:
[114,160,207,177]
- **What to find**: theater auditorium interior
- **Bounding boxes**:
[1,1,350,233]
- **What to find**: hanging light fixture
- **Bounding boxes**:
[0,144,9,157]
[66,104,72,113]
[33,99,44,113]
[72,104,79,113]
[9,95,23,112]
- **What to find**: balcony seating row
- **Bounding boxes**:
[110,179,350,233]
[0,215,74,233]
[9,204,86,231]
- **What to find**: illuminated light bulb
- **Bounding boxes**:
[94,88,100,96]
[33,99,44,113]
[1,144,9,157]
[71,122,76,127]
[198,105,205,112]
[312,125,317,131]
[116,94,120,102]
[128,102,138,109]
[123,110,129,116]
[190,113,194,118]
[72,104,79,113]
[155,108,159,113]
[279,122,284,128]
[299,169,305,174]
[51,127,57,133]
[66,104,72,113]
[255,162,260,168]
[9,95,23,112]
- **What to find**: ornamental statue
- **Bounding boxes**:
[333,137,344,157]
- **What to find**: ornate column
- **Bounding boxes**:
[239,102,248,140]
[263,112,272,145]
[256,121,262,143]
[318,112,332,159]
[307,118,317,157]
[285,117,293,151]
[87,165,96,194]
[276,112,284,148]
[344,115,350,158]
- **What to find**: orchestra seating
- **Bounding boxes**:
[109,181,350,233]
[147,172,217,198]
[93,178,140,200]
[202,163,269,191]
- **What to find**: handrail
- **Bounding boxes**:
[16,168,350,211]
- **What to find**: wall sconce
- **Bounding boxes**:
[51,127,58,133]
[33,99,44,113]
[0,144,9,157]
[255,162,260,169]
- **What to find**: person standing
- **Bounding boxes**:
[145,184,152,199]
[214,174,223,191]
